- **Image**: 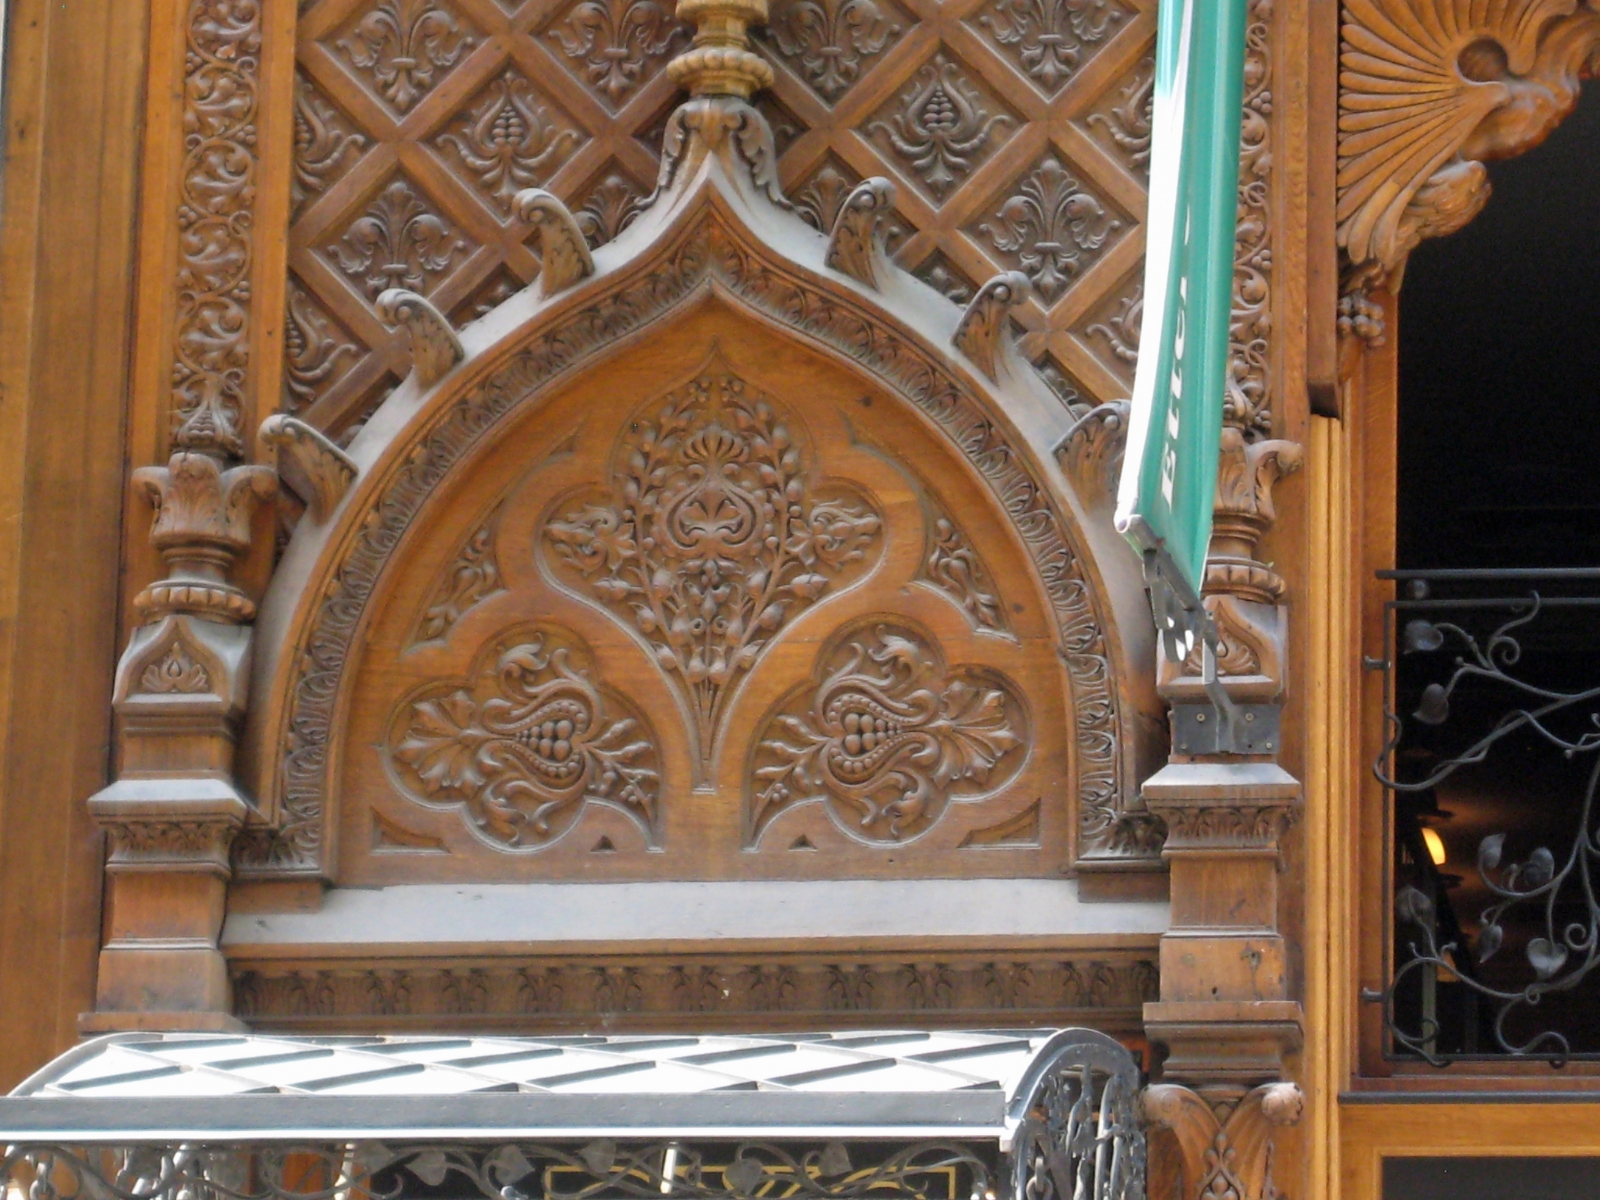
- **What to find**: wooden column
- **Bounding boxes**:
[1141,430,1307,1197]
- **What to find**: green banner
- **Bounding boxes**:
[1115,0,1248,618]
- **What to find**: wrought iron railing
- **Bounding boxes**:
[1364,567,1600,1065]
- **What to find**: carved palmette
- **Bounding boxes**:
[386,625,662,850]
[543,353,881,769]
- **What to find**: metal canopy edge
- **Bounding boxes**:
[0,1090,1006,1143]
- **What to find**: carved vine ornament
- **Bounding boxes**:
[1338,0,1600,341]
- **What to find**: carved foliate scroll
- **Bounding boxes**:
[387,625,662,850]
[1144,1082,1303,1200]
[1338,0,1600,313]
[544,353,882,768]
[749,624,1026,845]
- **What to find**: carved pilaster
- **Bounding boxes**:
[1145,1081,1304,1200]
[86,440,277,1030]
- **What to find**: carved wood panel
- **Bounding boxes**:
[336,305,1078,880]
[283,0,1166,441]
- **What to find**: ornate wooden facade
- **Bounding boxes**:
[9,0,1600,1192]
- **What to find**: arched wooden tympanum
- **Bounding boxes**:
[236,96,1164,887]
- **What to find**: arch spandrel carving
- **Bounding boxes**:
[236,93,1164,884]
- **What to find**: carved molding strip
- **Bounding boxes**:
[1228,0,1273,438]
[232,952,1159,1027]
[170,0,264,457]
[243,216,1143,874]
[749,624,1026,846]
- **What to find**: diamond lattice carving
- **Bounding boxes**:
[283,0,1159,436]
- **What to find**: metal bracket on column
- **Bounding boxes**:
[1171,702,1281,756]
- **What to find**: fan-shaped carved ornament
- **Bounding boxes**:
[1338,0,1600,300]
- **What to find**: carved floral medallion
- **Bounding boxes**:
[386,626,661,850]
[335,0,474,113]
[978,156,1121,303]
[868,55,1012,199]
[544,354,881,766]
[750,625,1026,845]
[436,72,582,213]
[545,0,685,107]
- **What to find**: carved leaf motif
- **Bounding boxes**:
[546,0,685,106]
[414,510,506,644]
[326,179,469,299]
[922,514,1008,633]
[979,156,1121,303]
[868,55,1012,199]
[1083,280,1142,374]
[975,0,1126,91]
[284,281,360,412]
[336,0,474,112]
[387,627,661,849]
[764,0,900,100]
[545,356,881,765]
[750,626,1025,844]
[139,644,212,694]
[576,173,648,248]
[1228,0,1274,436]
[437,73,582,211]
[1084,56,1152,172]
[292,76,365,216]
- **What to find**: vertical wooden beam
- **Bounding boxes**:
[0,0,151,1086]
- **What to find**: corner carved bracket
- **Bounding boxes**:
[1337,0,1600,344]
[953,272,1030,381]
[1144,1081,1304,1200]
[825,178,897,291]
[260,415,357,522]
[377,289,465,386]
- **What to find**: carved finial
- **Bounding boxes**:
[259,414,358,523]
[667,0,774,98]
[130,452,278,623]
[1208,426,1303,601]
[513,189,596,296]
[952,271,1030,381]
[825,178,896,291]
[376,289,464,386]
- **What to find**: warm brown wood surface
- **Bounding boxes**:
[0,0,150,1087]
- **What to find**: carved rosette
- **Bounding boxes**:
[749,624,1027,845]
[386,626,663,850]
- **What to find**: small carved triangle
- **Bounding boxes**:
[825,178,897,291]
[515,189,595,297]
[592,835,617,853]
[258,414,357,523]
[953,272,1030,381]
[789,835,817,851]
[376,289,464,387]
